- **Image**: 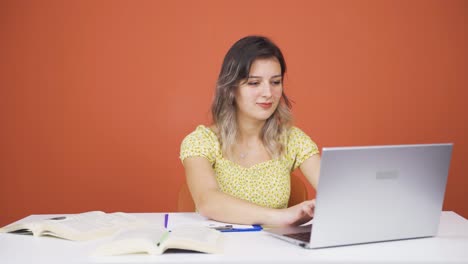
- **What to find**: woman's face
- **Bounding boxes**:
[235,57,283,123]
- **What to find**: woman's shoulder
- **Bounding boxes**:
[285,125,317,149]
[180,125,221,163]
[287,126,309,139]
[284,126,319,164]
[182,124,219,145]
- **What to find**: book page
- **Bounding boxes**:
[93,225,223,256]
[163,225,223,254]
[40,211,148,240]
[45,212,144,232]
[93,227,166,256]
[0,216,47,235]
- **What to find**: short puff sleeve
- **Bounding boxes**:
[179,125,219,166]
[287,127,319,170]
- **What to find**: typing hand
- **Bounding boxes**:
[283,199,315,226]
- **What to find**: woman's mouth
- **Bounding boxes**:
[257,102,273,109]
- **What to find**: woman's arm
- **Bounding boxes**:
[299,154,321,189]
[183,156,314,226]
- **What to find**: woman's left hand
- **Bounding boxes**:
[278,199,315,226]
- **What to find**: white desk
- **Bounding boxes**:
[0,211,467,264]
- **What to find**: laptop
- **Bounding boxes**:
[265,143,453,249]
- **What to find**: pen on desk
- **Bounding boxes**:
[48,216,66,221]
[164,213,169,229]
[211,225,233,231]
[157,230,170,247]
[209,224,263,232]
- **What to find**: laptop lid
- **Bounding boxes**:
[266,143,453,249]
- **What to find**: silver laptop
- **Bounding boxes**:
[266,143,453,249]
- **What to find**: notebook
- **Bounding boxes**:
[265,143,453,249]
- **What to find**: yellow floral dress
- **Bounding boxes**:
[179,125,318,209]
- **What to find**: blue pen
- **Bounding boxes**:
[164,213,169,229]
[221,224,263,232]
[209,224,262,232]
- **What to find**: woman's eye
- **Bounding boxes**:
[248,82,259,86]
[272,80,282,85]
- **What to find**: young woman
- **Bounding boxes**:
[180,36,320,226]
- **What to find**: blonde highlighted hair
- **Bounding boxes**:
[211,36,293,159]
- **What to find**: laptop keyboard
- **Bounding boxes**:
[284,231,311,242]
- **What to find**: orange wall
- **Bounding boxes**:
[1,0,467,226]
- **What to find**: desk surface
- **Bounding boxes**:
[1,211,467,264]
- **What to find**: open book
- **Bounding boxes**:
[93,225,223,255]
[0,211,149,241]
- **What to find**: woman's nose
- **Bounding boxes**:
[261,82,272,97]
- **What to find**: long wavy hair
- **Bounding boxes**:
[211,35,293,159]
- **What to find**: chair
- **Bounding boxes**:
[177,180,196,212]
[177,173,310,212]
[287,173,309,207]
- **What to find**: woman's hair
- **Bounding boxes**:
[211,35,293,159]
